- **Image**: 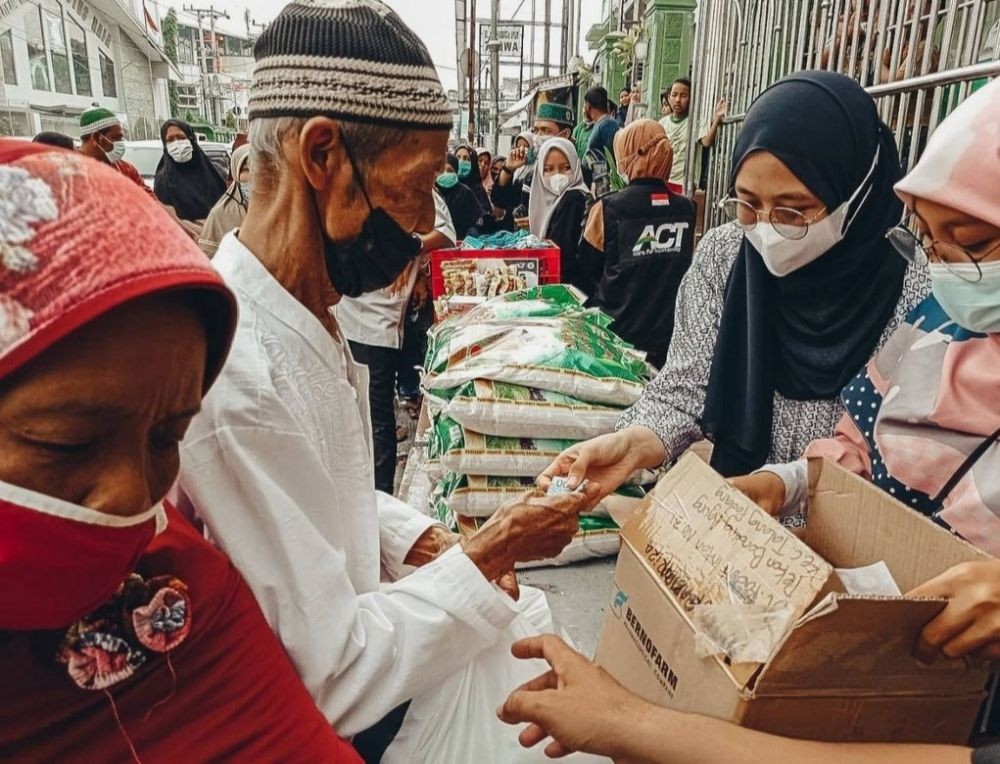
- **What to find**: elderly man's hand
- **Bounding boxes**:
[498,635,652,759]
[464,487,601,582]
[404,525,460,568]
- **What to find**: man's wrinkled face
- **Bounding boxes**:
[297,119,449,245]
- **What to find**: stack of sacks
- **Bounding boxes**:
[422,285,653,567]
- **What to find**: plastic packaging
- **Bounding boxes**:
[427,380,623,440]
[428,416,576,477]
[423,318,650,406]
[431,472,645,524]
[692,602,796,664]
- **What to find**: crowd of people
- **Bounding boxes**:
[2,0,999,762]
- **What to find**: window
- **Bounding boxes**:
[177,27,195,64]
[100,50,116,98]
[0,29,15,85]
[68,20,90,96]
[45,8,73,94]
[24,5,50,91]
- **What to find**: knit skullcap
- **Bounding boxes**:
[79,106,121,137]
[249,0,452,130]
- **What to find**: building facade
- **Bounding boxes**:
[0,0,174,138]
[170,9,253,134]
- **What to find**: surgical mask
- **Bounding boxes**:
[167,139,194,164]
[547,173,571,195]
[457,159,473,179]
[929,261,1000,334]
[437,171,459,190]
[103,138,126,164]
[0,480,167,630]
[239,181,252,202]
[746,148,880,278]
[319,135,422,299]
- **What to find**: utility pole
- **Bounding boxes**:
[184,4,229,125]
[467,0,476,143]
[490,0,500,153]
[543,0,551,77]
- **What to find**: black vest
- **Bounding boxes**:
[593,179,695,368]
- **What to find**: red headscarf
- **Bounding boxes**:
[0,139,235,382]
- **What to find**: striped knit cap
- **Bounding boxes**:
[79,106,121,137]
[249,0,452,130]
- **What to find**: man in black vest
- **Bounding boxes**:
[578,119,696,368]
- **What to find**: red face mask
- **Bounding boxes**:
[0,481,166,631]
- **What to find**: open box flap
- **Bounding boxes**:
[622,454,836,681]
[753,596,993,696]
[804,458,987,592]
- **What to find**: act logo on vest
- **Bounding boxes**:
[631,222,690,258]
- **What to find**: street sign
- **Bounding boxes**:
[479,23,525,60]
[459,48,477,78]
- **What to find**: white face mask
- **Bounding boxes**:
[929,261,1000,334]
[167,139,194,164]
[547,173,571,195]
[103,139,126,164]
[745,148,880,278]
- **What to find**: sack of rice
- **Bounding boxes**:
[428,416,575,477]
[426,380,622,440]
[422,317,650,406]
[430,472,645,525]
[457,514,622,568]
[455,284,602,324]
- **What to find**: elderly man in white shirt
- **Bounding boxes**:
[334,194,449,494]
[178,2,603,762]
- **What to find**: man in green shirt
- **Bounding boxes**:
[659,77,728,190]
[572,118,594,160]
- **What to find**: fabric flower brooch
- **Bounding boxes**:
[56,575,192,691]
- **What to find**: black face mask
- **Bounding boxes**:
[320,136,422,299]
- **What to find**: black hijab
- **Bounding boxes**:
[153,120,227,221]
[438,154,484,240]
[701,71,907,477]
[456,144,492,216]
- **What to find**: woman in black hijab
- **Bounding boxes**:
[455,144,495,231]
[536,71,931,497]
[699,70,912,476]
[154,119,227,227]
[436,154,485,240]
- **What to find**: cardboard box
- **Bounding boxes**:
[595,453,992,744]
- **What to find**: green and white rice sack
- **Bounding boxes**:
[426,380,622,440]
[428,415,576,477]
[431,472,646,520]
[422,317,650,407]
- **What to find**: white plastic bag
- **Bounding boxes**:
[383,586,607,763]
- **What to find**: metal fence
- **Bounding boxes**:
[689,0,1000,229]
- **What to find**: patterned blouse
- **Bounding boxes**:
[617,223,933,466]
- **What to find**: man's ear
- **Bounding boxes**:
[298,117,349,192]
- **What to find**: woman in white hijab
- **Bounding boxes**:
[528,136,592,292]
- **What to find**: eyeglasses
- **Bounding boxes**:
[886,225,1000,283]
[718,197,827,241]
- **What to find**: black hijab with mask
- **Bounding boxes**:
[701,71,907,477]
[456,143,493,216]
[154,119,227,222]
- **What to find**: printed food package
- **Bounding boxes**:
[457,514,623,568]
[428,416,576,477]
[423,317,650,406]
[427,380,623,440]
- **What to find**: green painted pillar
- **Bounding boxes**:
[601,32,629,100]
[643,0,696,118]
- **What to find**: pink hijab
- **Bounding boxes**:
[894,78,1000,227]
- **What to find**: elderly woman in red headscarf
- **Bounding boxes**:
[0,140,360,763]
[578,119,697,368]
